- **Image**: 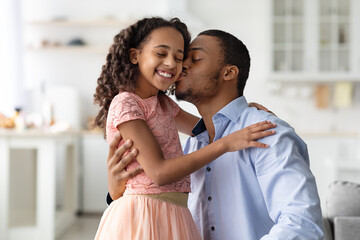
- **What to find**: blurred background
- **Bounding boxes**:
[1,0,360,239]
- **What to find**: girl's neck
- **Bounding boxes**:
[135,86,159,99]
[134,75,161,99]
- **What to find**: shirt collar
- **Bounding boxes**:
[191,96,248,136]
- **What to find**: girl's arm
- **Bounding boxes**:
[107,132,142,200]
[118,119,276,186]
[174,108,200,136]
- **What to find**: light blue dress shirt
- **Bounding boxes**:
[184,96,324,240]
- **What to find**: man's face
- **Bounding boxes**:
[175,35,224,104]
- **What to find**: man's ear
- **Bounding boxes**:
[129,48,139,64]
[223,65,239,81]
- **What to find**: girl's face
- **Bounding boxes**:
[130,27,184,98]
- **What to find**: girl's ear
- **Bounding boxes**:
[223,65,239,81]
[129,48,139,64]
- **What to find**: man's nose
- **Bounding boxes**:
[182,59,190,72]
[182,56,191,69]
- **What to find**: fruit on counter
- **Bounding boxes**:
[0,114,16,128]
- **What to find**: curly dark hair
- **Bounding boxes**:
[93,17,191,135]
[198,30,250,97]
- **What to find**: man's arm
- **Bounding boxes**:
[106,132,143,204]
[256,120,324,239]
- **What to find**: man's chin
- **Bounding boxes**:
[175,89,185,101]
[175,89,192,102]
[175,91,184,101]
[174,84,184,100]
[175,83,196,102]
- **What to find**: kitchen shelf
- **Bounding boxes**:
[24,18,133,55]
[269,73,360,83]
[338,161,360,171]
[26,19,134,27]
[26,45,109,54]
[299,131,359,138]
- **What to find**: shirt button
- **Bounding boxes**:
[206,167,211,172]
[211,226,215,231]
[208,196,212,201]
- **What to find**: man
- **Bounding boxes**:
[106,30,324,239]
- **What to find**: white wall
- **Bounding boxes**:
[0,0,24,116]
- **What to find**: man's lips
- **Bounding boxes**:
[177,72,187,81]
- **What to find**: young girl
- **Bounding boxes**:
[93,17,275,239]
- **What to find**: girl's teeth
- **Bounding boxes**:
[158,72,172,78]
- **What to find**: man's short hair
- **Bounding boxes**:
[198,30,251,97]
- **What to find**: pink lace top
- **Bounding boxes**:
[106,92,191,195]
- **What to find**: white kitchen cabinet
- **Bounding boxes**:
[80,132,108,213]
[270,0,360,82]
[271,0,306,72]
[0,130,79,240]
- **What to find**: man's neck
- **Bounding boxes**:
[195,93,238,143]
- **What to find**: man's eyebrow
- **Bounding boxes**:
[188,47,208,53]
[154,45,184,54]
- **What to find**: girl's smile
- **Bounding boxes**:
[157,70,173,78]
[156,69,175,80]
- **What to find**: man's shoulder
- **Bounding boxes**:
[241,107,305,146]
[242,107,291,129]
[244,108,310,165]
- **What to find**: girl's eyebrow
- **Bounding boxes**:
[154,45,184,54]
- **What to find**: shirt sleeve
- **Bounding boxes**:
[110,92,146,129]
[255,119,324,239]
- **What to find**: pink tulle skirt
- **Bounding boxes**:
[94,194,201,240]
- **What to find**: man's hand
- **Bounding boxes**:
[107,132,143,200]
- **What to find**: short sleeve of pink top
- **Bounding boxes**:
[106,92,190,195]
